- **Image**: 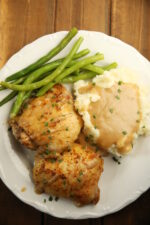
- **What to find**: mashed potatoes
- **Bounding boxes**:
[74,68,150,156]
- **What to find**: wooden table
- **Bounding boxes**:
[0,0,150,224]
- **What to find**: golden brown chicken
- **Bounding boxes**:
[9,84,82,152]
[33,143,103,206]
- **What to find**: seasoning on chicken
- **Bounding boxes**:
[9,84,82,152]
[33,143,103,206]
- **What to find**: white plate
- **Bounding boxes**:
[0,30,150,219]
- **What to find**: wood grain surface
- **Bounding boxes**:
[0,0,150,224]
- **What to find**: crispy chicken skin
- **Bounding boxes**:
[9,85,82,152]
[33,143,103,206]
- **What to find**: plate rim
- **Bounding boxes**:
[0,29,150,219]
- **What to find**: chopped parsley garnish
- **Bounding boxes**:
[131,143,134,148]
[117,88,121,93]
[137,111,140,114]
[109,108,114,113]
[43,199,46,203]
[122,131,127,135]
[77,178,81,183]
[8,127,12,132]
[79,171,83,176]
[142,125,146,129]
[50,118,54,122]
[89,134,93,139]
[55,196,59,201]
[115,95,120,100]
[118,81,122,85]
[112,156,121,165]
[47,129,50,133]
[63,180,66,186]
[58,159,63,163]
[92,82,96,86]
[45,149,50,155]
[49,158,56,163]
[49,196,53,201]
[136,120,140,123]
[93,114,96,119]
[52,151,56,155]
[44,122,48,127]
[94,126,97,129]
[66,127,69,131]
[52,103,56,107]
[42,131,46,135]
[48,136,52,140]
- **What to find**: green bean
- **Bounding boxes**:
[36,62,117,96]
[55,54,104,81]
[1,62,118,111]
[33,71,96,97]
[1,49,90,110]
[62,71,97,83]
[62,62,118,83]
[3,48,88,93]
[0,77,26,91]
[1,37,84,92]
[36,53,104,96]
[83,64,104,74]
[23,91,33,101]
[102,62,118,71]
[10,49,89,84]
[0,91,18,107]
[9,37,83,117]
[0,77,26,107]
[6,27,78,82]
[5,49,90,86]
[72,49,90,59]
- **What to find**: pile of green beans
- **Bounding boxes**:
[0,27,118,118]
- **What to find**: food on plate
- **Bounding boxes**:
[33,143,103,206]
[2,27,149,208]
[74,68,150,156]
[9,85,82,152]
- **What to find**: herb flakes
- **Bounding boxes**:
[115,95,120,100]
[93,114,96,119]
[49,196,53,201]
[122,131,127,135]
[109,108,114,113]
[77,178,81,183]
[118,81,122,85]
[45,149,50,155]
[112,156,121,165]
[55,196,59,201]
[44,122,48,127]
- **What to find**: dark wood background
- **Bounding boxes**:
[0,0,150,224]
